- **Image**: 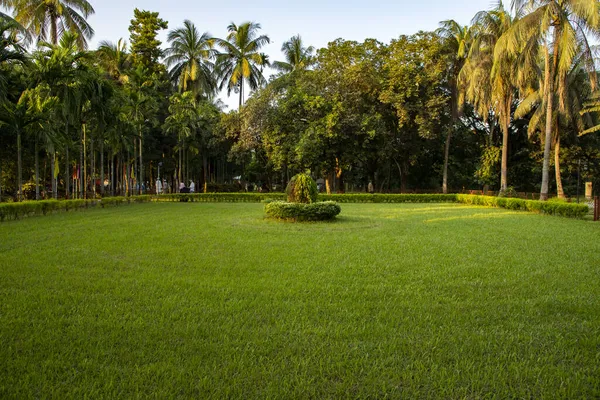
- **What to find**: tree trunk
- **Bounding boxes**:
[50,17,58,45]
[541,34,558,201]
[17,130,22,201]
[202,153,208,192]
[555,132,564,199]
[442,129,451,194]
[91,137,95,198]
[239,81,244,110]
[335,158,344,193]
[100,140,105,196]
[178,137,183,192]
[65,129,69,199]
[51,151,57,199]
[325,172,332,195]
[79,127,84,198]
[35,137,40,200]
[139,134,143,195]
[500,107,509,192]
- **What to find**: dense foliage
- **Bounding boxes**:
[1,1,599,203]
[264,200,341,221]
[285,173,317,204]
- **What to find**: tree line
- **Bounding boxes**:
[1,0,599,201]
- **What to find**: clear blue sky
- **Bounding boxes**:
[11,0,499,109]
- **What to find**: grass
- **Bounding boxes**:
[1,202,599,398]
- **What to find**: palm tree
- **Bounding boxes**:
[213,22,270,109]
[461,3,518,193]
[31,32,92,198]
[3,0,94,49]
[165,20,216,97]
[164,91,197,189]
[436,20,473,194]
[507,0,600,200]
[0,19,28,100]
[515,53,594,198]
[272,34,314,74]
[0,88,56,201]
[96,38,131,85]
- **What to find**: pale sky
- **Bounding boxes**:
[6,0,498,110]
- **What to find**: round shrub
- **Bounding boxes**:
[286,173,318,204]
[265,201,341,221]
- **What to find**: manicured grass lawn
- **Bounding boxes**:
[1,203,599,398]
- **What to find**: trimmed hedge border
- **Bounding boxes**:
[456,194,589,219]
[153,193,286,202]
[0,195,152,222]
[265,201,341,221]
[0,193,590,222]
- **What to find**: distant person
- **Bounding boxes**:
[156,179,162,194]
[179,181,190,194]
[368,181,374,194]
[189,181,195,193]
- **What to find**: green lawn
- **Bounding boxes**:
[1,203,599,398]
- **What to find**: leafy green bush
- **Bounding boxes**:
[265,201,341,221]
[456,194,589,218]
[498,187,519,198]
[319,194,458,203]
[0,195,151,222]
[286,173,318,204]
[154,193,286,202]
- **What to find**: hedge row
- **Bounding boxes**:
[264,201,341,221]
[318,194,458,203]
[456,195,589,218]
[152,193,458,203]
[153,193,286,202]
[1,193,590,222]
[0,195,152,221]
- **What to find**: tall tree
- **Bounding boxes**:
[272,35,314,74]
[436,20,473,193]
[96,38,131,85]
[214,22,270,109]
[461,4,518,192]
[3,0,94,48]
[165,20,216,97]
[508,0,600,200]
[128,9,168,74]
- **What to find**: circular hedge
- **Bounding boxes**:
[265,201,341,221]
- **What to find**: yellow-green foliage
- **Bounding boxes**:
[286,173,318,204]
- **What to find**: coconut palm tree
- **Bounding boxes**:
[213,22,270,109]
[3,0,94,49]
[515,52,594,198]
[461,3,518,192]
[272,34,314,74]
[96,38,131,85]
[164,91,197,189]
[507,0,600,200]
[165,20,216,97]
[436,20,473,193]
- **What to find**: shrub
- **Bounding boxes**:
[498,187,519,198]
[286,173,318,204]
[0,195,151,222]
[265,201,341,221]
[456,194,589,218]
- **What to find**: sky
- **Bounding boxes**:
[8,0,499,110]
